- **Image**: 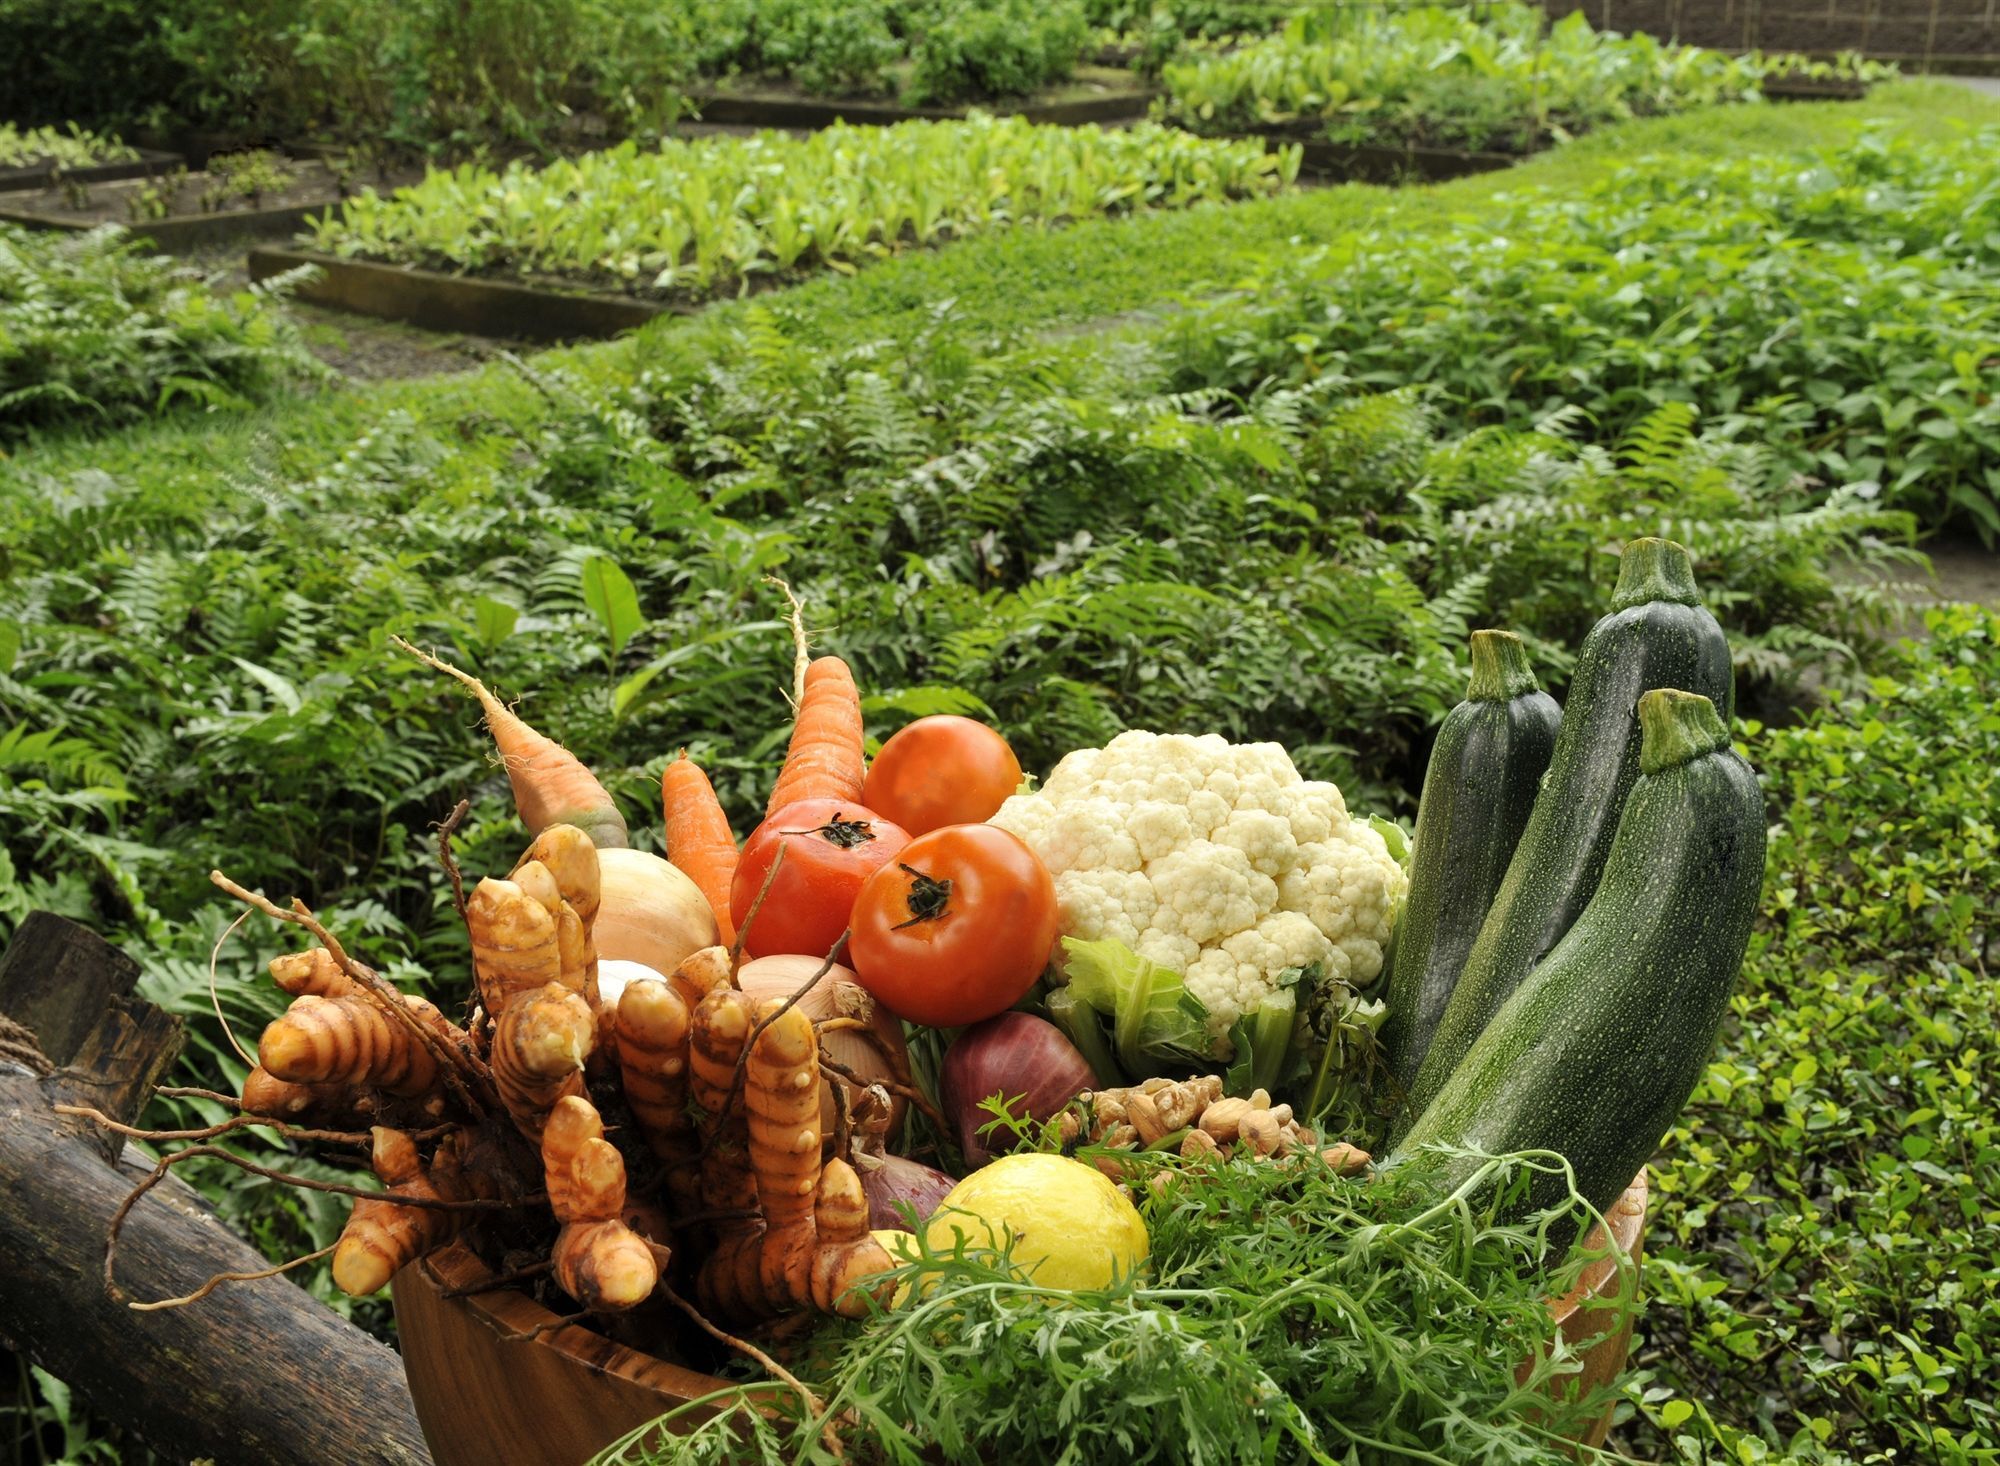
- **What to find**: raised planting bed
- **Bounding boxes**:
[282,120,1290,341]
[690,65,1153,128]
[0,147,184,194]
[1760,76,1873,100]
[0,156,419,250]
[1233,132,1521,184]
[246,246,674,343]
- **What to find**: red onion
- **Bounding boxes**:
[941,1013,1095,1168]
[856,1152,958,1231]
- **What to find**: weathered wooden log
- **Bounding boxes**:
[0,912,433,1466]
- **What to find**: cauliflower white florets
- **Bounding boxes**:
[991,730,1407,1043]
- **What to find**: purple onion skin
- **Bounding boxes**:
[863,1154,958,1231]
[941,1013,1095,1167]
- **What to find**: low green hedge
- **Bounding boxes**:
[1634,606,2000,1461]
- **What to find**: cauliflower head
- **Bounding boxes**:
[991,730,1407,1042]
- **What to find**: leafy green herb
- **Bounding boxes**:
[599,1149,1631,1465]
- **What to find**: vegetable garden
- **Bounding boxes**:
[1,2,1996,1458]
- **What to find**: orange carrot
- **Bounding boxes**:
[662,752,739,945]
[766,656,865,816]
[392,637,629,849]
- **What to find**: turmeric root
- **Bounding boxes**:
[541,1093,605,1222]
[667,945,733,1014]
[331,1127,494,1295]
[692,1128,767,1323]
[612,948,730,1184]
[614,978,696,1197]
[544,1123,659,1311]
[690,986,772,1320]
[515,827,601,1006]
[553,1219,660,1313]
[511,859,564,922]
[258,993,440,1097]
[466,877,564,1016]
[268,948,354,1000]
[239,1064,370,1126]
[809,1157,894,1318]
[490,982,595,1139]
[515,825,602,926]
[747,1000,820,1309]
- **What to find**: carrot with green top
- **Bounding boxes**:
[392,637,630,849]
[766,656,865,816]
[663,751,739,945]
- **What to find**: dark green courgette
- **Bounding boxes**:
[1385,688,1764,1232]
[1399,538,1732,1132]
[1381,630,1559,1108]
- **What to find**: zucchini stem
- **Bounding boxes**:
[1637,688,1730,773]
[1608,536,1701,611]
[1465,629,1542,702]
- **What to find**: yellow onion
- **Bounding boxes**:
[593,849,717,978]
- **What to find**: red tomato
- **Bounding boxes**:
[848,824,1058,1027]
[860,716,1023,836]
[731,799,911,960]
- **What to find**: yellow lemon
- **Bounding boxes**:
[871,1227,920,1262]
[921,1154,1148,1291]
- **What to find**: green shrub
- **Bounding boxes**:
[904,0,1093,105]
[687,0,903,97]
[0,0,695,149]
[1627,606,2000,1461]
[0,225,321,443]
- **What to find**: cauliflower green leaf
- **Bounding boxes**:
[1061,935,1216,1080]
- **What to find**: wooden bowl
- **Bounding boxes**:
[395,1172,1648,1466]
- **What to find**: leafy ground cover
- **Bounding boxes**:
[1631,607,2000,1462]
[1158,3,1764,153]
[309,119,1295,298]
[1,83,1995,1461]
[0,224,320,441]
[1156,123,2000,535]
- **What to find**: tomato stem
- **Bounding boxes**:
[782,813,877,849]
[893,863,953,928]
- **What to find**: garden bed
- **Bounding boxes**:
[0,147,183,194]
[0,157,419,250]
[1236,132,1520,183]
[246,246,673,342]
[689,66,1152,128]
[1760,76,1873,100]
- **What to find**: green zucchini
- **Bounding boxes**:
[1381,630,1559,1109]
[1399,538,1732,1132]
[1385,688,1764,1232]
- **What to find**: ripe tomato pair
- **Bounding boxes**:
[849,823,1058,1028]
